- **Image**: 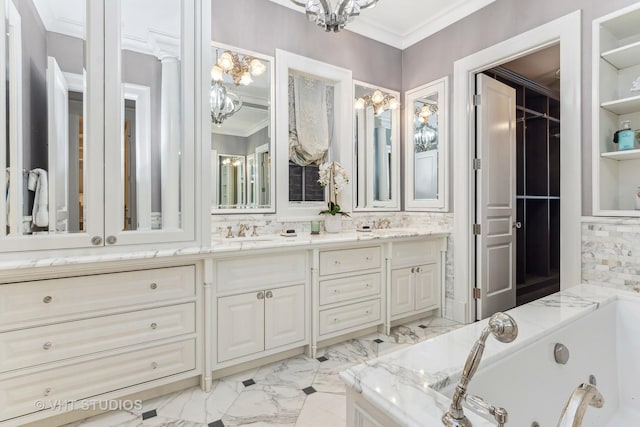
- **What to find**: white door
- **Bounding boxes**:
[46,57,69,232]
[475,74,517,320]
[390,268,413,317]
[264,284,305,350]
[415,264,439,311]
[217,292,265,362]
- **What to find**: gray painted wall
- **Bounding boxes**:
[402,0,640,216]
[211,0,402,91]
[214,126,269,157]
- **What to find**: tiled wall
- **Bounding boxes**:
[582,218,640,293]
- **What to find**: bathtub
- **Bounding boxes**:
[341,285,640,427]
[441,296,640,426]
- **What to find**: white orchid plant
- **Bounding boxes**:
[318,161,350,216]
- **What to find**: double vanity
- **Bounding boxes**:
[0,229,447,425]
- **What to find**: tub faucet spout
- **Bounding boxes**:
[556,383,604,427]
[442,312,518,427]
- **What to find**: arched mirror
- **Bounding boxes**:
[353,81,400,211]
[405,76,449,211]
[210,43,274,212]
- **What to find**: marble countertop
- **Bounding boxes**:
[210,228,449,253]
[339,284,633,427]
[0,228,448,272]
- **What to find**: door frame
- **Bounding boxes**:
[452,10,582,324]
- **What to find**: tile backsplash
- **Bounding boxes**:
[582,217,640,293]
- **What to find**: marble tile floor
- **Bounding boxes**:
[63,316,461,427]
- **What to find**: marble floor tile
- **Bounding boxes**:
[60,316,461,427]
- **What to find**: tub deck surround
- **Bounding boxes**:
[340,284,625,427]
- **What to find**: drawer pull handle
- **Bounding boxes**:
[43,296,53,304]
[265,291,273,299]
[334,260,341,265]
[43,387,52,397]
[43,342,53,350]
[150,283,158,290]
[416,267,421,273]
[150,323,158,330]
[366,257,371,261]
[333,318,338,323]
[334,289,339,293]
[411,267,415,273]
[151,362,158,369]
[365,310,370,314]
[257,291,264,300]
[365,283,371,288]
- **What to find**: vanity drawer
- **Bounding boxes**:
[319,246,381,276]
[319,273,381,306]
[319,299,381,337]
[0,266,196,329]
[0,303,195,373]
[391,239,441,268]
[216,252,307,294]
[0,339,196,421]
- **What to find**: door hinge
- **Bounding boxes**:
[472,223,481,235]
[473,94,481,106]
[473,288,481,300]
[473,158,481,170]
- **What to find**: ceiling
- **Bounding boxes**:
[267,0,497,49]
[501,44,560,92]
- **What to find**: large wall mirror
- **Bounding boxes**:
[210,42,274,212]
[353,81,400,211]
[405,76,449,211]
[275,49,352,220]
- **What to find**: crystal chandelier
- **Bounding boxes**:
[210,80,242,126]
[290,0,380,32]
[211,50,266,86]
[354,90,399,115]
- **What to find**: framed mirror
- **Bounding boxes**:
[405,76,449,211]
[353,81,400,211]
[275,49,353,220]
[210,42,274,212]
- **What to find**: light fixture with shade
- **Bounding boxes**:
[213,50,266,86]
[355,89,399,115]
[416,103,438,124]
[289,0,380,32]
[210,80,242,126]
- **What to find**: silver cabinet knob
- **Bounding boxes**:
[150,283,158,290]
[43,387,52,397]
[151,362,158,369]
[365,256,371,261]
[265,291,273,299]
[411,267,415,273]
[150,323,157,330]
[257,291,264,300]
[43,296,53,304]
[43,342,53,350]
[91,236,103,245]
[365,282,371,288]
[416,267,421,273]
[106,235,117,245]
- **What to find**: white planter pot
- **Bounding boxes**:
[323,215,342,233]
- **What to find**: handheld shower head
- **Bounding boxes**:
[487,312,518,343]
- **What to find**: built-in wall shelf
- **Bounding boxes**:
[602,41,640,69]
[601,95,640,115]
[593,4,640,218]
[601,148,640,161]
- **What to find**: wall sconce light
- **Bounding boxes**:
[355,90,399,115]
[416,103,438,124]
[212,50,266,86]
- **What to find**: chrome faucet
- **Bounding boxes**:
[225,226,234,238]
[556,383,604,427]
[237,224,249,237]
[442,312,518,427]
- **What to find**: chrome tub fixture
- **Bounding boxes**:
[289,0,379,32]
[556,383,604,427]
[442,312,518,427]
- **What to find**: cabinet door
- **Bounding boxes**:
[264,285,305,350]
[415,263,439,311]
[390,268,413,316]
[103,0,197,245]
[217,292,265,362]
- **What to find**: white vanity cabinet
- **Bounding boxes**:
[0,264,200,424]
[312,245,384,356]
[213,252,309,367]
[387,237,446,330]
